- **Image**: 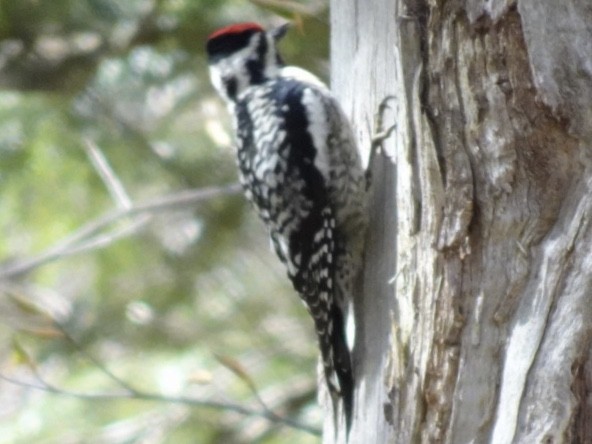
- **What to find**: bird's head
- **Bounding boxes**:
[206,22,290,102]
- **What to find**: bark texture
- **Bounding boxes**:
[328,0,592,443]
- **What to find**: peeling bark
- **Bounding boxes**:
[328,0,592,443]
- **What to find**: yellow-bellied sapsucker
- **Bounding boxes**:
[206,22,367,430]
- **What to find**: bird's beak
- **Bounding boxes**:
[271,23,290,42]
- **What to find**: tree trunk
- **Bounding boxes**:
[328,0,592,443]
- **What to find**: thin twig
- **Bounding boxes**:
[0,373,321,436]
[53,320,139,394]
[0,183,242,279]
[84,138,132,209]
[59,215,151,257]
[215,353,294,431]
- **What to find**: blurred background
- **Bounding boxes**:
[0,1,329,442]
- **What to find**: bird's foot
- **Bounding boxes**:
[366,96,396,188]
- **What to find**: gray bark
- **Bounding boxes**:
[328,0,592,443]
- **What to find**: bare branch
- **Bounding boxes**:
[3,314,320,436]
[0,372,321,436]
[0,183,242,279]
[59,215,152,257]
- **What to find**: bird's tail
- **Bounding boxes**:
[306,253,353,436]
[298,206,355,435]
[311,300,354,435]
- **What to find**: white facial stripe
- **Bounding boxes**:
[208,64,225,97]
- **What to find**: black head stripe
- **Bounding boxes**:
[245,34,268,84]
[224,77,238,101]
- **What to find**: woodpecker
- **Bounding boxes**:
[206,22,367,431]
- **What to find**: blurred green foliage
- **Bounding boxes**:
[0,0,329,442]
